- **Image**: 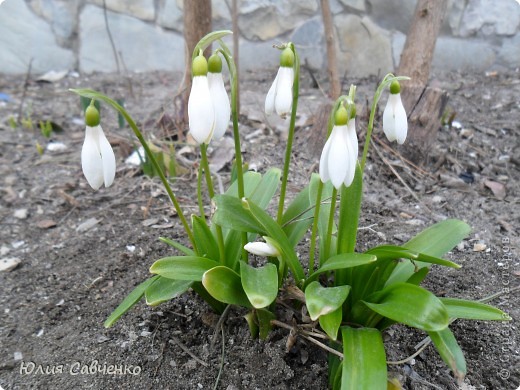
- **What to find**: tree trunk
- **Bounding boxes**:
[181,0,212,124]
[397,0,448,163]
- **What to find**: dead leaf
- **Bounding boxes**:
[37,219,57,229]
[484,180,506,200]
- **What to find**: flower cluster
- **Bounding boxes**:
[188,53,231,145]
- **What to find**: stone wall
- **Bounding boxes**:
[0,0,518,76]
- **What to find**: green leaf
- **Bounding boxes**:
[428,328,466,383]
[305,281,350,321]
[225,170,262,198]
[363,283,449,332]
[244,311,259,338]
[202,266,252,307]
[150,256,219,281]
[159,237,195,256]
[249,168,281,210]
[145,277,192,306]
[192,215,220,261]
[440,298,511,321]
[341,327,387,390]
[387,219,470,285]
[282,181,314,246]
[256,308,276,339]
[306,253,377,286]
[213,195,263,234]
[104,276,159,328]
[319,307,342,340]
[240,262,279,308]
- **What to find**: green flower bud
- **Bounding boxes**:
[279,47,294,68]
[390,80,401,95]
[334,105,349,126]
[85,104,100,127]
[192,55,208,77]
[208,53,222,73]
[349,103,357,119]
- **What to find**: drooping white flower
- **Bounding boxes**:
[207,54,230,140]
[188,55,215,145]
[265,47,294,117]
[244,238,280,257]
[383,80,408,145]
[319,105,358,189]
[81,105,116,190]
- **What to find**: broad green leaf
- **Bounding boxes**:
[159,237,195,256]
[256,308,276,339]
[387,219,470,285]
[428,328,466,383]
[440,298,510,321]
[309,174,336,265]
[213,195,263,234]
[104,276,159,328]
[307,253,377,286]
[367,245,461,269]
[145,277,192,306]
[192,215,220,261]
[405,266,429,286]
[337,163,362,254]
[282,181,314,246]
[363,283,449,332]
[249,168,281,210]
[225,170,262,198]
[150,256,219,281]
[244,311,259,338]
[305,281,350,321]
[319,307,342,340]
[202,266,252,307]
[341,327,387,390]
[240,262,279,308]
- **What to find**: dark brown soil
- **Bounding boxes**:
[0,68,519,390]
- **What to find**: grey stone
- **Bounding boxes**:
[335,14,393,77]
[239,38,280,71]
[79,5,185,73]
[459,0,520,37]
[28,0,81,45]
[89,0,156,21]
[442,0,467,35]
[338,0,366,11]
[0,0,75,74]
[433,37,496,71]
[238,0,319,41]
[157,0,183,31]
[367,0,417,33]
[498,33,520,67]
[291,17,324,69]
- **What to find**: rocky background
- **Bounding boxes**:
[0,0,519,76]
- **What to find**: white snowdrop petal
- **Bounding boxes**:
[81,126,104,190]
[188,76,215,144]
[382,94,397,142]
[275,67,293,116]
[96,125,116,187]
[244,242,279,257]
[393,94,408,144]
[327,126,349,189]
[347,118,359,162]
[319,136,333,183]
[265,71,279,115]
[208,72,230,140]
[342,126,356,187]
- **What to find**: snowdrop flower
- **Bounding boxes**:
[81,104,116,190]
[265,47,294,117]
[188,54,215,144]
[244,238,280,257]
[319,104,358,189]
[383,80,408,144]
[207,53,230,140]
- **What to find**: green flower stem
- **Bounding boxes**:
[197,164,205,219]
[276,43,300,224]
[216,40,248,262]
[360,74,410,173]
[324,187,338,263]
[308,181,323,273]
[70,89,196,250]
[200,144,226,264]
